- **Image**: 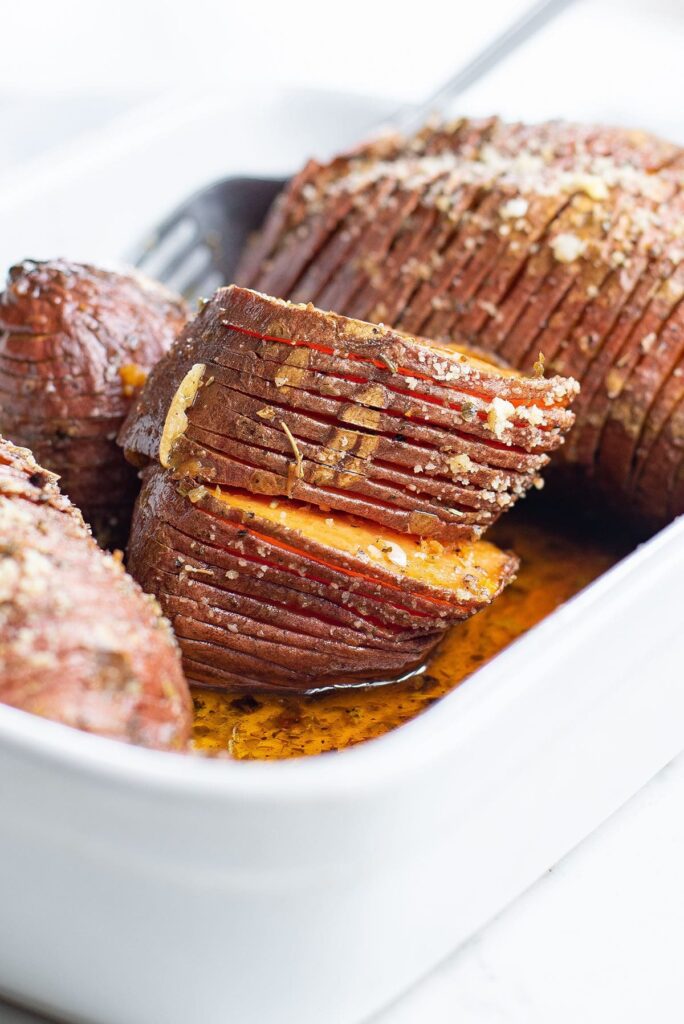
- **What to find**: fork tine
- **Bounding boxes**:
[130,175,289,291]
[141,222,202,287]
[133,214,199,279]
[130,196,197,260]
[180,268,225,304]
[172,252,217,300]
[163,242,214,296]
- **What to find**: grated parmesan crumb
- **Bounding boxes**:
[500,197,529,219]
[551,233,586,263]
[487,396,515,438]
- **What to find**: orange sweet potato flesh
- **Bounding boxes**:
[0,436,191,749]
[234,118,684,528]
[127,465,518,693]
[0,259,187,545]
[119,285,577,542]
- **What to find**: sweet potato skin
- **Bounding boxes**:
[0,259,187,544]
[0,437,191,749]
[127,465,518,693]
[119,285,576,542]
[234,118,684,527]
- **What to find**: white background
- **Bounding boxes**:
[1,0,683,170]
[1,1,684,1022]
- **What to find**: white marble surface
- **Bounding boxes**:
[1,1,683,1021]
[373,753,684,1023]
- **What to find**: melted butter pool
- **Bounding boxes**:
[191,504,630,760]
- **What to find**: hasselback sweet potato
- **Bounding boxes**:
[120,286,577,542]
[119,286,575,691]
[127,464,518,692]
[235,117,684,527]
[0,436,191,749]
[0,259,187,544]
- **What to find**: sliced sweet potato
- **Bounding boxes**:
[312,153,457,315]
[665,396,684,519]
[350,200,450,325]
[632,346,684,518]
[234,116,684,526]
[395,188,496,336]
[119,286,576,542]
[0,437,190,748]
[388,188,496,332]
[192,330,576,450]
[598,263,684,492]
[237,160,329,286]
[419,189,527,342]
[0,259,187,544]
[448,192,573,345]
[565,257,666,469]
[127,464,517,692]
[188,383,532,494]
[181,357,552,475]
[632,370,684,522]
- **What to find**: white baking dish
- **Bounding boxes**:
[1,34,684,1021]
[1,517,682,1024]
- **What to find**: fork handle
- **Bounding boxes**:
[382,0,577,138]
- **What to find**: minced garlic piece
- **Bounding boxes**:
[159,363,206,468]
[563,173,609,201]
[533,351,546,378]
[605,368,627,399]
[419,538,444,558]
[382,540,408,568]
[186,485,208,504]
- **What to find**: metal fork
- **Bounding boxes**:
[132,0,575,301]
